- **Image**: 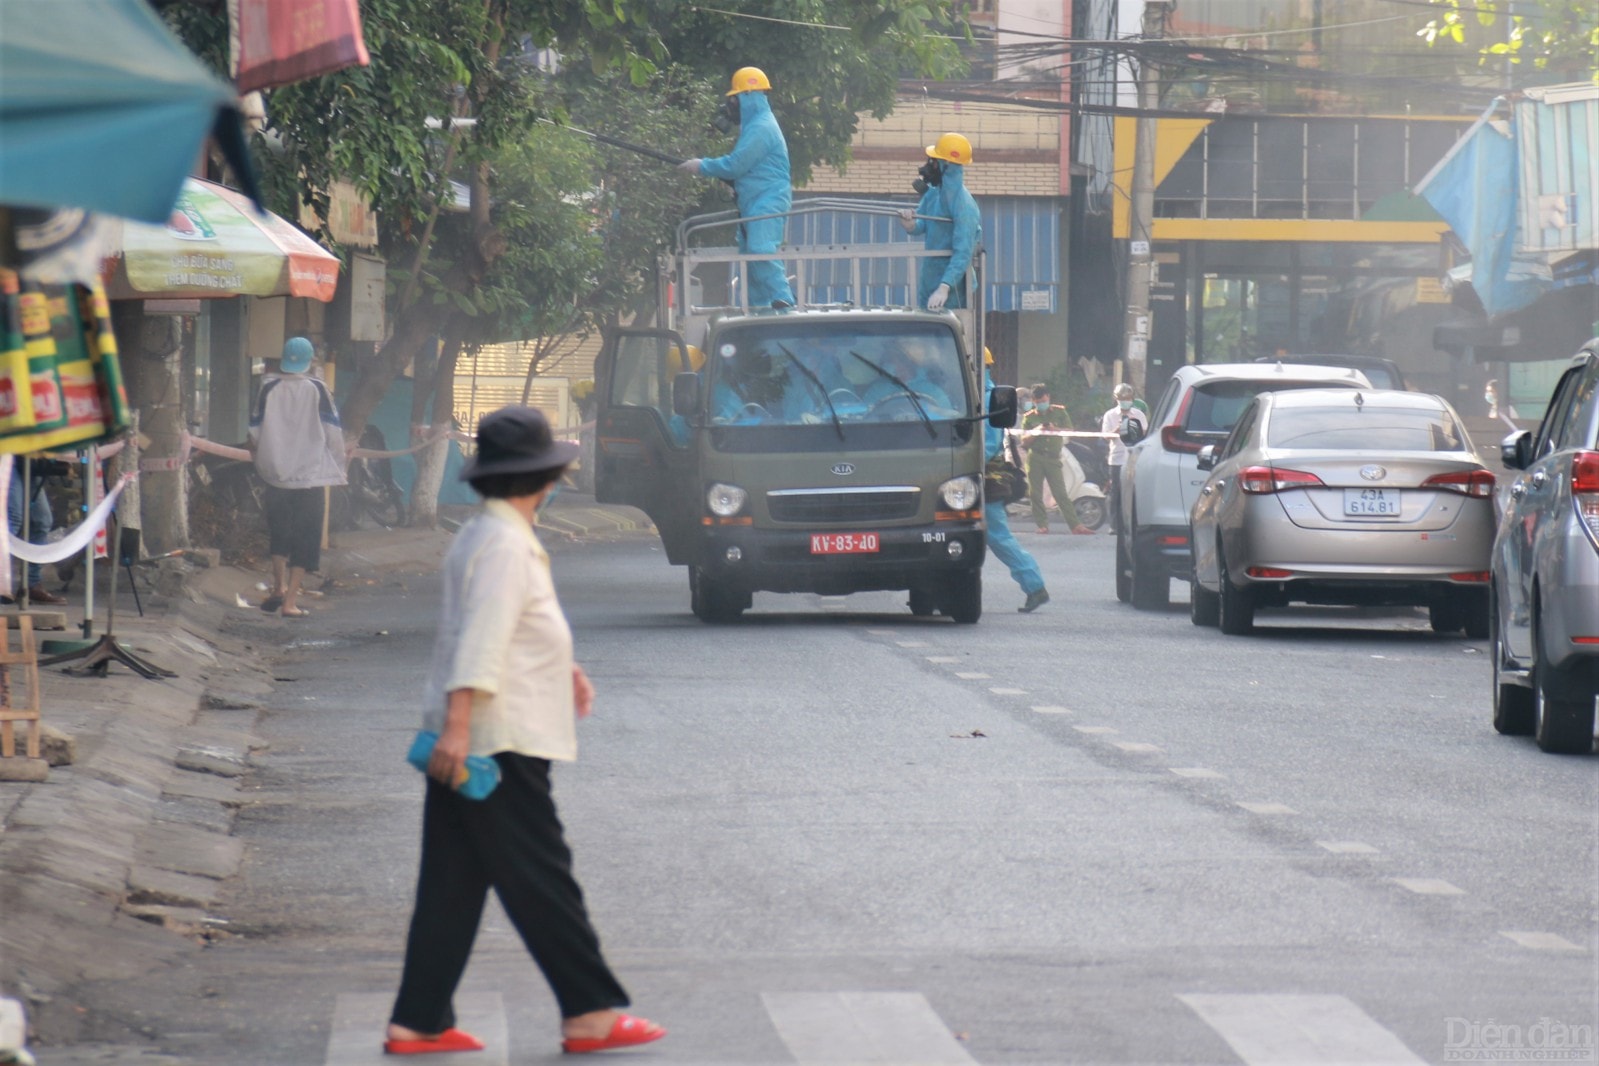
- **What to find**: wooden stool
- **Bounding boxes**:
[0,615,41,761]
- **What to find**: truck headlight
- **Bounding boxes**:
[939,475,980,511]
[707,482,748,517]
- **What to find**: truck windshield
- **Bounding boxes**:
[706,322,967,428]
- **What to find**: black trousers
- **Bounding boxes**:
[263,485,325,572]
[390,753,630,1031]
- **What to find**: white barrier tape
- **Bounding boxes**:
[0,453,134,569]
[182,433,249,462]
[1009,429,1117,439]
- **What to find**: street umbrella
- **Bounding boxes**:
[0,0,260,225]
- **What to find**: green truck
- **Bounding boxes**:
[595,202,1016,623]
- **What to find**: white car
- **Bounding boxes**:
[1116,362,1371,608]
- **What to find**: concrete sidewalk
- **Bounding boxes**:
[0,495,654,1059]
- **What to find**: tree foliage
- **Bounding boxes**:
[1420,0,1599,83]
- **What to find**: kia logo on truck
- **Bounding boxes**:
[831,463,855,476]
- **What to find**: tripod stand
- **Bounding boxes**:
[39,525,173,679]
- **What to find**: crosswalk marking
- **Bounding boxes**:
[326,993,508,1066]
[1499,930,1584,951]
[763,992,976,1064]
[955,671,991,680]
[1236,802,1298,815]
[989,686,1027,695]
[1180,993,1424,1064]
[1030,705,1071,714]
[1318,841,1380,854]
[1073,725,1118,735]
[1112,741,1163,753]
[1170,767,1226,779]
[1393,877,1465,896]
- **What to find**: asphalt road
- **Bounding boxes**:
[60,526,1598,1065]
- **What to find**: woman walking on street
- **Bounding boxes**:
[384,405,665,1057]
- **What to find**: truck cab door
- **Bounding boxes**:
[594,328,699,564]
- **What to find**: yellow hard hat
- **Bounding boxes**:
[668,344,706,374]
[983,347,994,366]
[727,67,772,96]
[925,132,973,165]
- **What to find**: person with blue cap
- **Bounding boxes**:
[898,132,981,311]
[678,67,796,309]
[248,336,347,618]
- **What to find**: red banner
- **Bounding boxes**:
[230,0,370,95]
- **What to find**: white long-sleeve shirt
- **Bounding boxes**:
[422,499,577,762]
[1100,405,1148,467]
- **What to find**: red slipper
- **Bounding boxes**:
[383,1028,485,1055]
[561,1014,666,1054]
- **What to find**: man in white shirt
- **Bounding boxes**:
[247,336,347,617]
[385,406,666,1058]
[1100,383,1147,535]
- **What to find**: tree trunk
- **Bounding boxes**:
[407,330,462,529]
[115,305,189,554]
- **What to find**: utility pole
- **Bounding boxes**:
[1121,0,1172,397]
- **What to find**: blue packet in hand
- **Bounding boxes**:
[406,730,501,801]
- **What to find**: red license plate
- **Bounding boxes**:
[810,532,880,555]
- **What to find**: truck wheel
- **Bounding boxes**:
[908,589,937,617]
[1072,496,1106,531]
[942,570,982,624]
[690,567,745,624]
[1129,534,1169,610]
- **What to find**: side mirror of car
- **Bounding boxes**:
[1499,430,1532,471]
[987,385,1018,429]
[1121,418,1146,445]
[672,372,700,418]
[1196,444,1217,472]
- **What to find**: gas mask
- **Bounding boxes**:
[713,95,741,135]
[911,159,942,194]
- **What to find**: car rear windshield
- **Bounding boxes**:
[1186,380,1353,435]
[1267,405,1466,451]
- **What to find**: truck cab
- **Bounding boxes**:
[595,201,1015,623]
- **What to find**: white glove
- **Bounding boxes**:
[677,158,702,176]
[926,283,951,311]
[897,209,917,233]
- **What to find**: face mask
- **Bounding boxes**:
[713,95,740,134]
[918,159,943,189]
[1118,400,1133,411]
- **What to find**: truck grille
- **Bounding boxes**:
[766,487,921,524]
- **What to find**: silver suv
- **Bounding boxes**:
[1491,341,1599,754]
[1117,362,1370,608]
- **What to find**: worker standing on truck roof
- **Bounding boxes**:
[982,348,1050,613]
[678,67,796,310]
[897,132,981,312]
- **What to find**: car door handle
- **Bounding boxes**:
[1531,471,1547,490]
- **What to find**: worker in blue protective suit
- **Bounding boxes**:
[981,349,1049,612]
[897,132,981,312]
[678,67,796,310]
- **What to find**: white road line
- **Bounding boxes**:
[1499,930,1584,951]
[1112,741,1163,753]
[1073,725,1118,735]
[1170,767,1226,779]
[326,993,508,1066]
[926,656,959,663]
[1318,841,1380,854]
[865,629,898,636]
[955,671,991,680]
[763,991,976,1065]
[989,686,1027,696]
[1236,802,1298,815]
[1393,878,1466,896]
[896,640,930,648]
[1179,993,1425,1064]
[1030,705,1071,714]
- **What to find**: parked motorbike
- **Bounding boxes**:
[1060,444,1108,530]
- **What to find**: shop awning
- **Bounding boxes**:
[0,0,258,224]
[103,178,340,302]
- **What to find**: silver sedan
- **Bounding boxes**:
[1189,388,1497,635]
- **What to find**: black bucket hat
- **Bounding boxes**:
[459,406,580,480]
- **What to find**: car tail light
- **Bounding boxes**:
[1448,571,1491,583]
[1421,469,1496,498]
[1160,425,1206,454]
[1573,451,1599,541]
[1246,566,1293,579]
[1239,466,1325,494]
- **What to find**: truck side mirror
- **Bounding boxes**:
[672,372,700,418]
[1196,444,1217,472]
[987,385,1018,429]
[1499,430,1532,470]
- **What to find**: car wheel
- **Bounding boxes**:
[1533,604,1596,753]
[1461,589,1490,640]
[1428,597,1464,635]
[690,567,745,624]
[1491,594,1534,736]
[1129,527,1169,610]
[1072,496,1106,531]
[908,588,937,617]
[1114,527,1132,603]
[942,570,982,625]
[1190,576,1219,627]
[1217,553,1254,636]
